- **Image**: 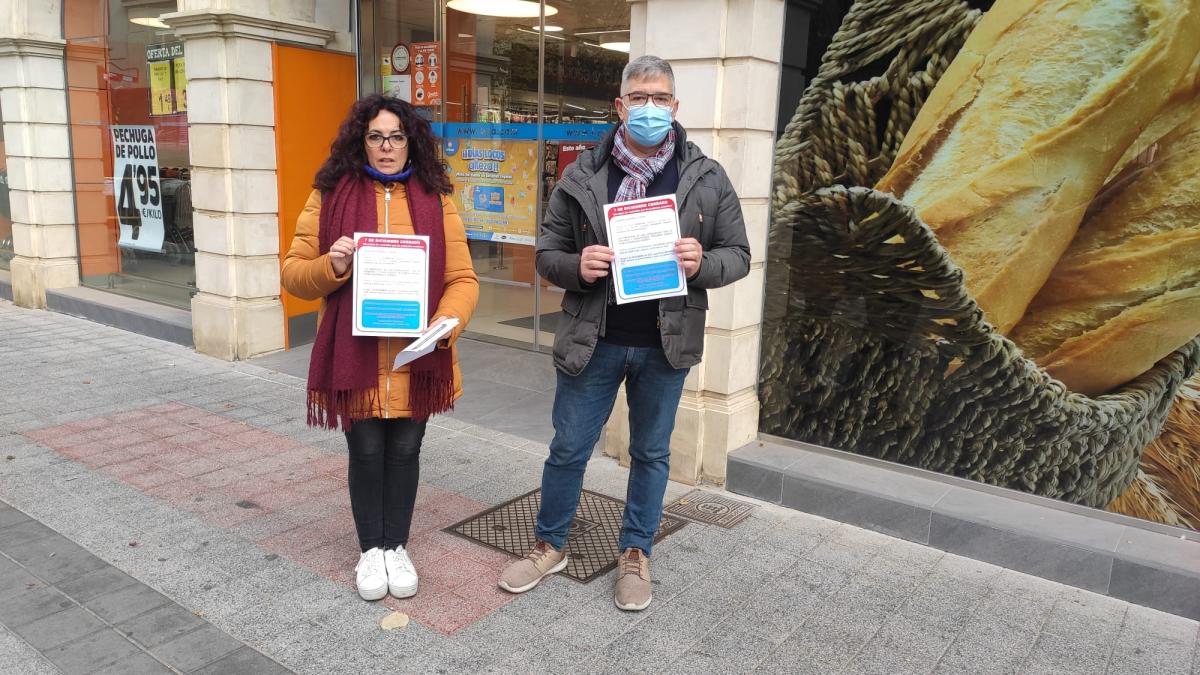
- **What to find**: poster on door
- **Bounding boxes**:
[111,125,165,252]
[380,49,412,103]
[441,124,539,245]
[411,42,441,107]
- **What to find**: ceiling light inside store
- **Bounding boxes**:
[515,27,564,40]
[530,24,563,32]
[458,33,474,38]
[564,103,584,110]
[129,17,170,29]
[573,29,630,37]
[446,0,557,18]
[600,41,630,53]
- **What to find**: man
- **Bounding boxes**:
[498,55,750,611]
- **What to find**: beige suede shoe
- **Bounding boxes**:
[614,548,652,611]
[498,540,569,594]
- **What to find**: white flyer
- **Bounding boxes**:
[383,74,412,102]
[392,317,460,370]
[111,125,165,252]
[603,194,687,305]
[352,233,429,337]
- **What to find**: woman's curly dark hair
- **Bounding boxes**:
[313,94,453,195]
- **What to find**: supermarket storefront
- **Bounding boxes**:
[43,0,631,350]
[3,0,785,483]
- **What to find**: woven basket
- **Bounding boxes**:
[758,0,1200,508]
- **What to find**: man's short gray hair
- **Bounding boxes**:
[621,55,675,95]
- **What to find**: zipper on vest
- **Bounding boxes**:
[384,184,393,419]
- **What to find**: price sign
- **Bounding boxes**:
[111,125,165,252]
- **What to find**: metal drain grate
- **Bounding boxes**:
[445,489,686,583]
[663,490,755,528]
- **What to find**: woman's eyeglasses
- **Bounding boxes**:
[366,132,408,149]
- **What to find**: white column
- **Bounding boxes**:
[0,0,77,309]
[161,3,336,359]
[604,0,782,484]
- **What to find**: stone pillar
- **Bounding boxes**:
[604,0,782,484]
[0,0,78,309]
[162,2,336,359]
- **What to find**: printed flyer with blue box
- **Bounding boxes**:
[604,195,687,305]
[352,233,429,337]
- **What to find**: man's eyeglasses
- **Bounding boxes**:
[365,132,408,149]
[622,92,674,109]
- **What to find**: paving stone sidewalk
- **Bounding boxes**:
[1,299,1198,674]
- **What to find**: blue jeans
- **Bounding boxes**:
[535,340,689,556]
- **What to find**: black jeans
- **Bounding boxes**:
[344,417,426,552]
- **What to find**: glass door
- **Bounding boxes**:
[536,0,629,349]
[362,0,629,350]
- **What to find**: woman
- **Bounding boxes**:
[282,95,478,601]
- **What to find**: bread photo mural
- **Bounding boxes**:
[759,0,1200,528]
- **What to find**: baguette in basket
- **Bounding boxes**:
[1009,100,1200,396]
[1110,58,1200,180]
[875,0,1200,335]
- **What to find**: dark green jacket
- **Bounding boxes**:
[536,123,752,375]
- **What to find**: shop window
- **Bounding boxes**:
[363,0,628,349]
[760,0,1200,534]
[536,0,628,347]
[0,96,12,270]
[64,0,195,309]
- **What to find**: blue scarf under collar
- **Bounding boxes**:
[364,162,414,184]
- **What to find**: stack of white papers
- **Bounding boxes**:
[392,318,460,370]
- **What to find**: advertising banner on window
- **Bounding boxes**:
[440,124,539,245]
[411,41,440,107]
[146,42,186,116]
[433,123,613,245]
[758,0,1200,530]
[148,60,173,115]
[542,141,597,200]
[173,56,187,113]
[111,125,165,252]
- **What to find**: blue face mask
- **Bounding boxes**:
[625,104,673,147]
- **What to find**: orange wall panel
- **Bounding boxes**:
[67,89,104,127]
[75,185,118,277]
[446,12,478,123]
[63,0,104,39]
[273,44,357,347]
[64,6,120,278]
[70,124,105,162]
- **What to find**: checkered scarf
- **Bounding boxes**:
[611,125,676,202]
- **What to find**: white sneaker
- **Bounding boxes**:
[384,546,419,598]
[355,548,388,601]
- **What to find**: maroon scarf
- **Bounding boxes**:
[307,172,453,430]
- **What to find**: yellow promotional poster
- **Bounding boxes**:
[148,60,173,116]
[145,42,186,116]
[173,57,187,113]
[441,125,539,245]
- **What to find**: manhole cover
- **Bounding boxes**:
[568,516,599,537]
[445,489,685,583]
[663,490,754,528]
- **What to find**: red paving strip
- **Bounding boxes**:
[22,402,519,635]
